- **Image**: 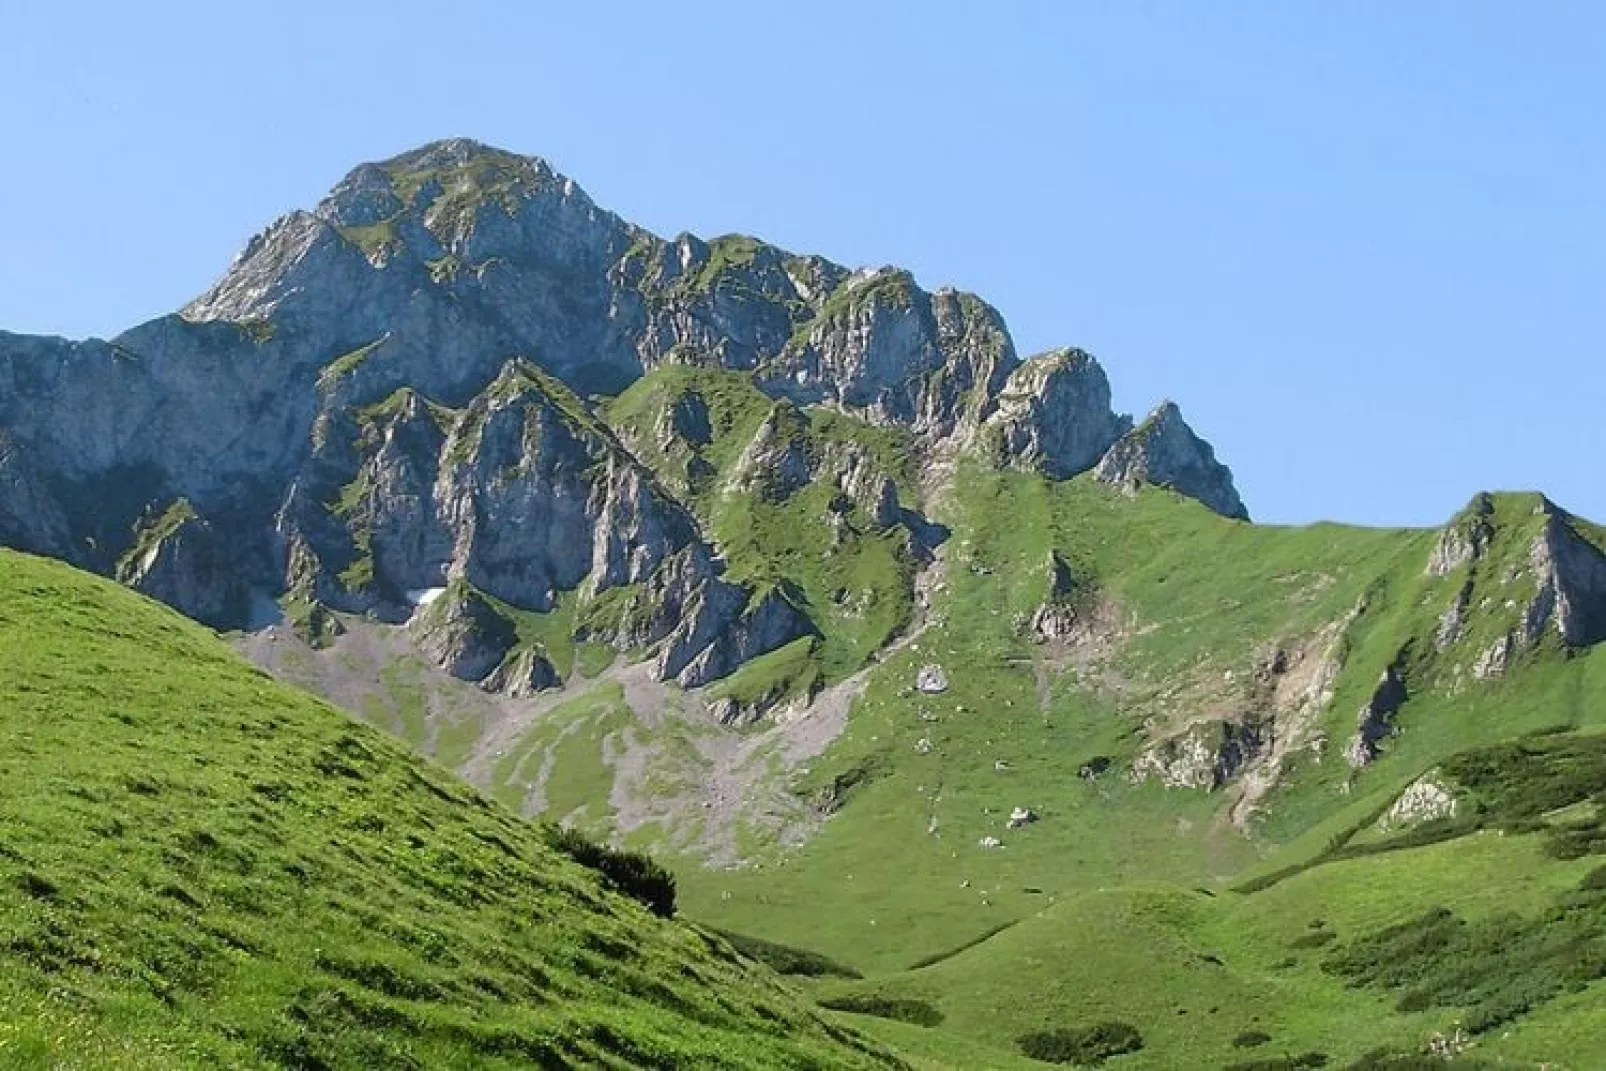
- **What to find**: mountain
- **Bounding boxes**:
[4,139,1606,1067]
[0,138,1230,696]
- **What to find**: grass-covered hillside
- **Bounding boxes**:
[669,468,1606,1067]
[230,369,1606,1067]
[0,549,900,1069]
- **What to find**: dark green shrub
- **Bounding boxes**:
[544,825,676,918]
[1016,1021,1143,1064]
[1233,1030,1272,1048]
[710,928,861,978]
[1346,1051,1495,1070]
[1223,1054,1327,1070]
[818,994,943,1027]
[1289,931,1336,949]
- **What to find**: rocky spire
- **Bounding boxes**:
[1093,402,1249,520]
[986,348,1131,478]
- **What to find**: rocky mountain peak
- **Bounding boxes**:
[987,347,1131,479]
[0,137,1253,697]
[1093,401,1249,520]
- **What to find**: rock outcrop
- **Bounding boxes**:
[407,585,519,682]
[1382,774,1459,830]
[1094,402,1249,520]
[1522,499,1606,648]
[481,646,562,698]
[1345,655,1410,768]
[1132,720,1263,790]
[987,349,1130,479]
[1427,493,1496,576]
[1029,551,1082,641]
[115,500,249,629]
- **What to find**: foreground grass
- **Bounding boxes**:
[0,549,897,1069]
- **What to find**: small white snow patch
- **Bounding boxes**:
[406,587,447,607]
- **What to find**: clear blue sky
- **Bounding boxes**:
[2,2,1601,527]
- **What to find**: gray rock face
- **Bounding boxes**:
[1132,720,1263,790]
[1435,581,1472,650]
[0,430,72,559]
[480,647,562,698]
[1094,402,1249,520]
[759,272,1018,439]
[1522,499,1606,648]
[725,403,815,501]
[0,137,1246,696]
[666,585,818,688]
[1345,658,1409,768]
[1473,634,1513,679]
[987,349,1130,479]
[407,585,518,682]
[115,501,248,629]
[1427,494,1496,576]
[1030,551,1082,641]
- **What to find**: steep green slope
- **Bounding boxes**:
[809,731,1606,1067]
[0,549,899,1069]
[664,469,1606,1065]
[684,471,1605,965]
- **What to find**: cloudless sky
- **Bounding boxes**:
[1,2,1601,526]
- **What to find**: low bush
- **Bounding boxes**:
[1016,1021,1143,1065]
[543,825,676,918]
[817,994,944,1027]
[1222,1054,1327,1070]
[710,929,861,978]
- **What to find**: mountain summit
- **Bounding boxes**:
[0,139,1244,691]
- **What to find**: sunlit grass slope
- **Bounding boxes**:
[0,549,898,1069]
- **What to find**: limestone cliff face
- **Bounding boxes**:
[0,137,1247,694]
[1525,500,1606,648]
[115,501,248,630]
[987,349,1131,479]
[0,429,72,559]
[283,361,817,688]
[1093,402,1249,520]
[1420,492,1606,682]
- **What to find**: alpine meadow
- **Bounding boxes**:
[0,138,1603,1069]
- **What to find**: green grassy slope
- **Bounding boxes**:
[668,468,1606,1067]
[0,549,900,1069]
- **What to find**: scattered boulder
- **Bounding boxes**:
[978,836,1003,849]
[1007,807,1038,829]
[1382,774,1458,830]
[1078,756,1111,780]
[916,664,949,694]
